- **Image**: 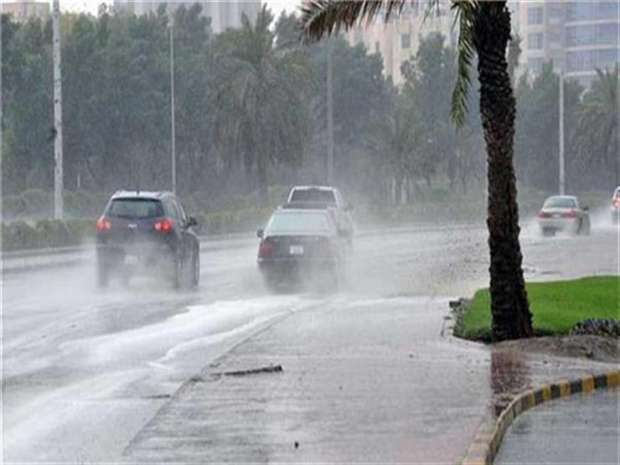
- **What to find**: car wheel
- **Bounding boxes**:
[191,250,200,288]
[172,255,183,289]
[580,218,591,236]
[542,228,554,237]
[97,262,109,289]
[262,273,281,293]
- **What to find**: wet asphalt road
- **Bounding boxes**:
[2,220,618,463]
[496,388,619,464]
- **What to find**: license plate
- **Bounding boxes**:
[289,245,304,256]
[552,214,561,218]
[125,255,139,265]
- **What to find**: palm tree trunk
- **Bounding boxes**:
[474,3,533,340]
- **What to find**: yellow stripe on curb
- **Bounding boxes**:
[462,460,486,465]
[460,370,620,465]
[607,372,620,387]
[525,391,536,409]
[582,376,595,393]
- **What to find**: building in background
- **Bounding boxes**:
[345,3,456,86]
[518,1,619,87]
[0,1,50,22]
[112,1,261,34]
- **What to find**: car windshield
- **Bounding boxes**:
[107,199,164,219]
[266,211,331,234]
[290,189,336,203]
[543,197,577,209]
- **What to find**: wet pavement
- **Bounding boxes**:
[124,295,616,464]
[2,223,618,463]
[496,388,619,464]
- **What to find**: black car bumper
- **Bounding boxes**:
[97,242,176,274]
[258,257,339,281]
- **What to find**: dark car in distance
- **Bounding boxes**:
[96,191,200,289]
[257,207,347,291]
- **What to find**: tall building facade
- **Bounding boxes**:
[346,3,456,86]
[519,1,619,86]
[112,1,261,34]
[0,1,50,22]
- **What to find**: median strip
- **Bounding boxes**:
[461,370,620,465]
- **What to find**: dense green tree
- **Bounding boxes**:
[366,90,421,204]
[1,16,53,193]
[213,6,311,203]
[302,0,534,340]
[573,66,619,187]
[514,62,582,192]
[402,33,458,188]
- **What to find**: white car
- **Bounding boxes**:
[536,195,590,236]
[286,185,354,245]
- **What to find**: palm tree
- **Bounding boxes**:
[574,66,619,185]
[214,5,311,203]
[301,0,533,340]
[367,92,421,204]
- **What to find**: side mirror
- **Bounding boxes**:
[256,228,264,239]
[583,206,589,212]
[187,216,198,227]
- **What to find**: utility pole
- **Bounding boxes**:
[559,69,565,195]
[326,38,334,185]
[170,18,177,194]
[52,0,64,219]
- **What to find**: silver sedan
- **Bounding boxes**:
[536,195,590,236]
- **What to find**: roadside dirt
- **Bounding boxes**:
[493,335,619,364]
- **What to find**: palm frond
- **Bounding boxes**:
[300,0,407,43]
[301,0,480,128]
[450,0,478,128]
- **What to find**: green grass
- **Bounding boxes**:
[455,276,620,342]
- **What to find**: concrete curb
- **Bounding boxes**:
[461,370,620,465]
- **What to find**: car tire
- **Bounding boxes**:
[97,263,109,289]
[191,250,200,289]
[542,228,554,237]
[172,255,183,289]
[262,273,281,293]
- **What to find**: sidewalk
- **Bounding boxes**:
[124,296,617,463]
[496,388,619,464]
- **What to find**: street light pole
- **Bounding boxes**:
[52,0,64,218]
[559,69,565,195]
[170,18,177,194]
[326,38,334,185]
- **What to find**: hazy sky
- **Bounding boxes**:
[59,0,298,15]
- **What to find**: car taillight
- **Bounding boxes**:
[258,239,274,258]
[537,211,551,219]
[154,218,174,233]
[96,216,111,232]
[562,210,577,218]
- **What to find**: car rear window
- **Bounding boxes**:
[107,199,164,219]
[290,189,336,203]
[543,197,577,209]
[266,211,331,234]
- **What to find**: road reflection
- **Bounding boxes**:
[490,349,531,416]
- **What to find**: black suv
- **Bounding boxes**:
[96,191,200,289]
